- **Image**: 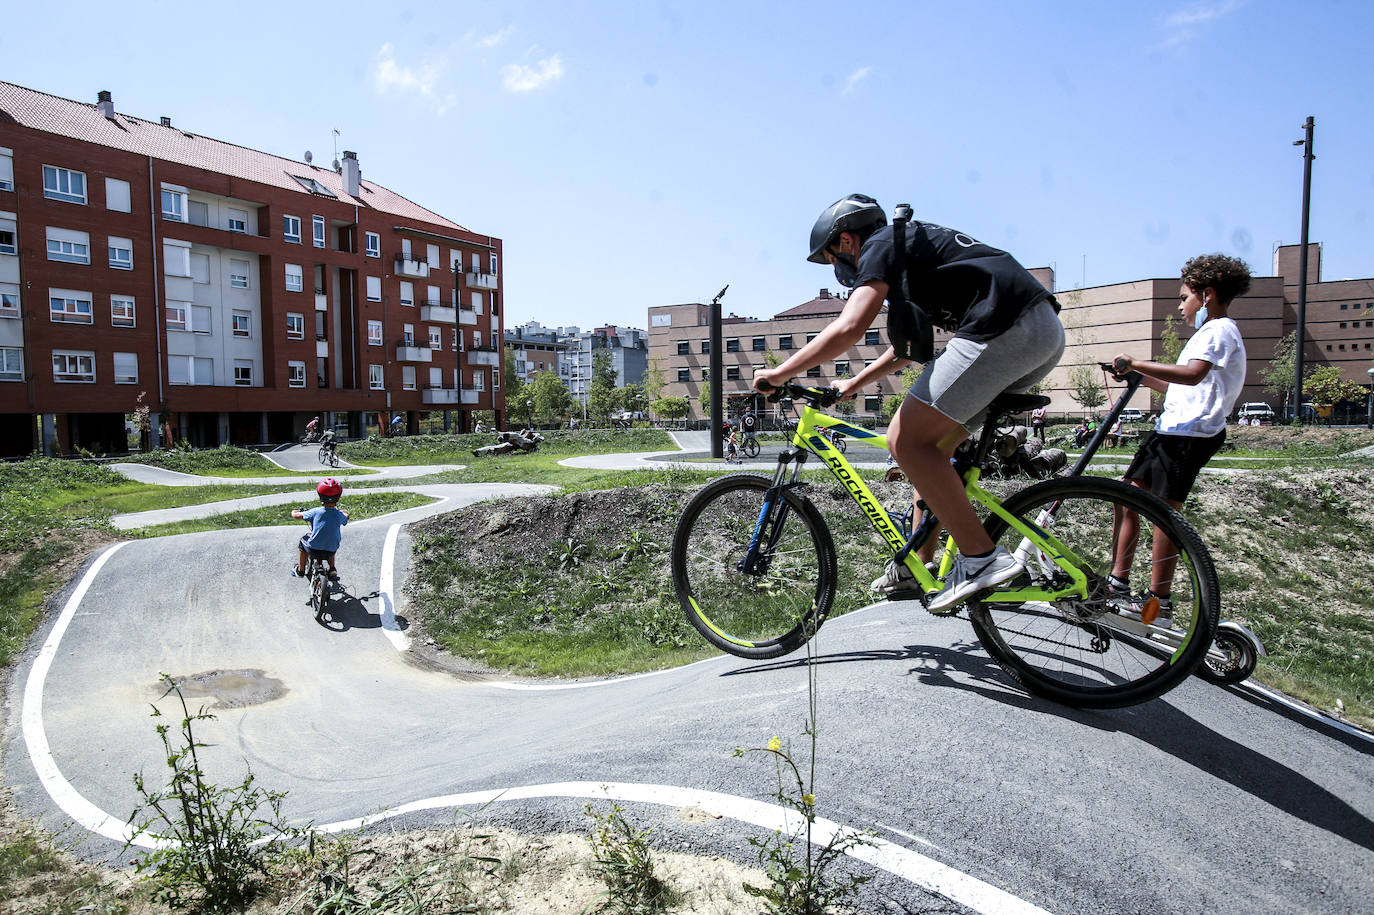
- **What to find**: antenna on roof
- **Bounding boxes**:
[304,151,313,164]
[332,128,341,173]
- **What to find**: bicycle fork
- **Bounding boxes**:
[739,452,809,575]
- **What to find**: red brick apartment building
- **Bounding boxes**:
[0,82,505,456]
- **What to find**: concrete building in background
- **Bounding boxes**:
[0,80,505,455]
[563,326,648,408]
[649,248,1374,420]
[504,323,568,383]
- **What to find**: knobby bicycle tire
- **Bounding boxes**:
[744,438,761,459]
[672,473,836,660]
[969,476,1219,708]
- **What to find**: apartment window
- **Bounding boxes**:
[190,252,211,284]
[165,303,189,331]
[192,305,212,334]
[104,177,131,212]
[49,291,93,324]
[317,357,329,388]
[428,366,442,389]
[163,242,191,277]
[778,335,793,350]
[113,352,138,384]
[402,365,417,390]
[399,281,414,307]
[429,327,442,350]
[111,295,136,327]
[365,276,381,302]
[233,359,254,386]
[805,366,822,378]
[0,225,15,255]
[161,186,187,221]
[701,369,710,380]
[834,360,850,376]
[368,320,383,345]
[227,209,247,233]
[0,284,19,318]
[677,342,690,355]
[285,263,303,292]
[752,337,766,351]
[700,341,711,354]
[365,231,380,257]
[726,366,741,381]
[369,364,384,389]
[283,214,301,243]
[288,360,306,388]
[229,259,249,289]
[187,200,209,227]
[0,148,13,192]
[232,310,251,337]
[1340,322,1347,329]
[678,369,691,382]
[473,330,482,348]
[312,215,326,248]
[864,329,881,346]
[286,312,304,339]
[807,333,819,344]
[865,395,882,413]
[1340,303,1348,310]
[402,323,415,346]
[52,350,95,383]
[168,356,214,385]
[726,338,740,353]
[452,329,458,350]
[43,165,87,204]
[0,347,22,382]
[108,236,133,270]
[46,228,90,264]
[426,284,440,306]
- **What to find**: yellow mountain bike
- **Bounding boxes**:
[671,382,1220,708]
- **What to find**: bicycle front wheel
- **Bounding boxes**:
[744,438,760,458]
[672,473,836,660]
[970,477,1219,708]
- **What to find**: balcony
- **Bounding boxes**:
[395,257,430,278]
[421,302,457,324]
[422,386,460,405]
[461,387,482,405]
[395,343,433,363]
[467,347,501,367]
[315,293,328,312]
[466,270,498,290]
[458,306,477,326]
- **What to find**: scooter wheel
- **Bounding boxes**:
[1198,628,1258,685]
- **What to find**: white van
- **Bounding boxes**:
[1236,402,1275,424]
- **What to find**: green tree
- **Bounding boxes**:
[763,350,784,369]
[587,350,619,421]
[1068,363,1107,414]
[883,364,922,420]
[1304,364,1366,406]
[503,348,526,420]
[653,396,690,421]
[1157,314,1184,365]
[1260,331,1297,409]
[642,357,666,405]
[529,370,572,425]
[619,381,647,418]
[698,379,711,416]
[833,369,856,416]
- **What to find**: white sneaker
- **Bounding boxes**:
[926,547,1023,612]
[870,559,938,595]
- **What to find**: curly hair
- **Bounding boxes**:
[1181,254,1252,304]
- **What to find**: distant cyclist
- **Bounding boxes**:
[304,415,322,443]
[291,478,349,580]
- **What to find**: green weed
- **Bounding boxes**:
[585,801,681,914]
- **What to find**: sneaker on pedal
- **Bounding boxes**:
[926,547,1022,612]
[870,559,939,596]
[290,566,302,578]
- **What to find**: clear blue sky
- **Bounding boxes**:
[5,1,1372,331]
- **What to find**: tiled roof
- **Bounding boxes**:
[0,81,466,231]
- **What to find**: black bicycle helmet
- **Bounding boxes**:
[806,194,888,264]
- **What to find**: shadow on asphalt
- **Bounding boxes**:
[312,587,409,634]
[719,639,1374,853]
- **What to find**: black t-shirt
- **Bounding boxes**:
[852,222,1054,342]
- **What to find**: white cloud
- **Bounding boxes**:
[501,54,565,92]
[843,67,871,94]
[1158,0,1245,50]
[372,43,456,113]
[477,25,515,49]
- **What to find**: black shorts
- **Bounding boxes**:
[1123,430,1225,503]
[298,535,336,560]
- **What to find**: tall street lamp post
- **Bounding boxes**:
[1366,368,1373,430]
[1292,116,1315,422]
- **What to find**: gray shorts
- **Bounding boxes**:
[910,298,1066,432]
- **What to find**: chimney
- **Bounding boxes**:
[160,116,172,127]
[341,150,361,197]
[819,288,830,298]
[97,90,115,120]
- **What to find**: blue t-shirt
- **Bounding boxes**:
[302,506,348,552]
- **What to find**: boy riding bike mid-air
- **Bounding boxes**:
[752,194,1065,612]
[291,477,350,580]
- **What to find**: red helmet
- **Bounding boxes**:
[317,477,343,499]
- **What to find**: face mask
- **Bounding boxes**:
[832,253,859,288]
[1194,298,1209,330]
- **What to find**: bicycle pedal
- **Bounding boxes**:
[882,590,925,603]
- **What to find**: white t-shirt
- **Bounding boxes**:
[1156,317,1246,438]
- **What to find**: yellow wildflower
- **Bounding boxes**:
[802,793,816,807]
[767,736,781,752]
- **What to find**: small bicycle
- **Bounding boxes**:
[742,432,761,459]
[318,434,340,468]
[302,551,332,621]
[671,375,1223,709]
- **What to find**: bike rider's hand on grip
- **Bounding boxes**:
[1101,358,1143,385]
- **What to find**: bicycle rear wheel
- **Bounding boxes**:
[672,473,836,659]
[311,567,329,619]
[970,476,1219,708]
[744,438,760,458]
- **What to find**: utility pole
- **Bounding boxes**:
[708,285,727,458]
[1293,116,1315,422]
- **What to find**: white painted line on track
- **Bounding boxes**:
[1241,681,1374,744]
[309,780,1055,915]
[20,541,165,848]
[377,523,410,651]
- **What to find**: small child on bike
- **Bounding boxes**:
[725,426,740,463]
[291,477,350,579]
[756,194,1064,611]
[1107,254,1251,625]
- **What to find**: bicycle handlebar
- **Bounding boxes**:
[760,381,840,408]
[1098,361,1144,385]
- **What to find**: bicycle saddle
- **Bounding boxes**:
[990,392,1051,415]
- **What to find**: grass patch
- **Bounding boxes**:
[338,428,677,466]
[117,443,300,477]
[134,491,437,538]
